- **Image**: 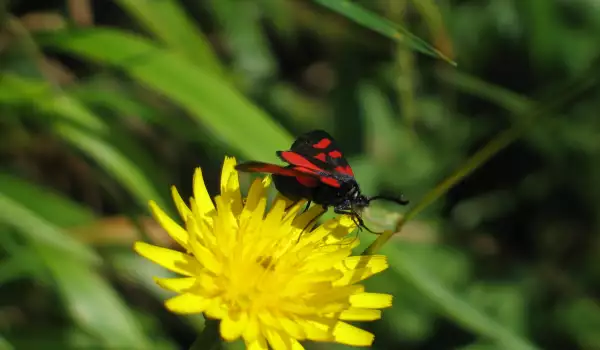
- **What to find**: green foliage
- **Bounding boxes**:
[313,0,455,65]
[1,0,600,349]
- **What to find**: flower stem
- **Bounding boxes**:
[189,318,221,350]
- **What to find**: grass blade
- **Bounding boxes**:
[40,28,293,162]
[0,173,95,227]
[387,245,539,350]
[35,244,150,348]
[0,336,13,350]
[0,74,169,210]
[0,191,98,264]
[313,0,455,65]
[115,0,224,74]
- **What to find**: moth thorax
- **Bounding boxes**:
[350,192,370,211]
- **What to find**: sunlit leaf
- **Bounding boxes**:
[41,28,293,162]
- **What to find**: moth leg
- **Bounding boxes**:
[296,207,327,243]
[303,200,312,213]
[285,199,301,211]
[333,209,381,235]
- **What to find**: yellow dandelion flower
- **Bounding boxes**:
[134,156,392,349]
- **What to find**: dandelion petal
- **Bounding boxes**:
[339,308,382,321]
[149,200,189,248]
[332,321,374,346]
[245,335,268,350]
[350,293,393,309]
[334,255,389,285]
[170,186,192,222]
[193,167,215,218]
[220,311,249,341]
[265,328,296,350]
[154,277,196,293]
[240,178,268,228]
[278,315,306,339]
[133,242,199,276]
[221,157,243,216]
[165,293,209,314]
[243,317,261,342]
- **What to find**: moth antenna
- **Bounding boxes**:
[358,223,384,235]
[368,195,409,206]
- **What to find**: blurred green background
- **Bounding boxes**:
[2,0,600,349]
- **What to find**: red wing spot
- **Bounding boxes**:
[328,150,342,158]
[313,138,332,149]
[320,177,341,188]
[335,165,354,176]
[295,176,318,187]
[281,151,321,171]
[314,153,327,162]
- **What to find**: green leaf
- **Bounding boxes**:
[466,282,527,334]
[557,297,600,348]
[40,28,293,162]
[0,336,14,350]
[0,74,169,211]
[0,173,94,227]
[55,122,167,210]
[35,245,150,348]
[207,0,277,86]
[0,191,98,264]
[0,74,106,132]
[0,247,46,285]
[115,0,224,74]
[312,0,455,65]
[386,244,539,350]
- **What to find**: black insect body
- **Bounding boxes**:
[236,130,409,233]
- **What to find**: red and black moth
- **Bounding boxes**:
[235,130,409,233]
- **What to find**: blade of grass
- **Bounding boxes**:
[206,0,276,86]
[0,245,47,285]
[312,0,455,65]
[386,244,538,350]
[40,28,293,162]
[437,69,530,114]
[0,173,95,227]
[115,0,224,74]
[0,192,98,264]
[35,244,150,348]
[0,336,13,350]
[408,0,454,59]
[0,74,169,211]
[55,123,168,210]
